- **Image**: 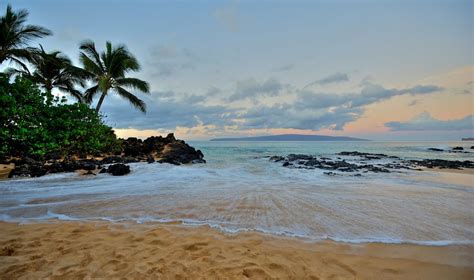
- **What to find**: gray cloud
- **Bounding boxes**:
[295,83,442,110]
[273,64,294,72]
[228,78,287,101]
[386,112,473,131]
[240,103,363,131]
[148,45,198,77]
[408,99,421,106]
[98,74,444,134]
[207,86,222,97]
[101,91,238,130]
[303,72,349,89]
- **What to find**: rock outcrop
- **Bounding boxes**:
[106,164,130,176]
[267,151,474,175]
[5,134,205,178]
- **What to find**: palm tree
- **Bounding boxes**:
[8,45,86,102]
[0,5,51,70]
[79,40,150,113]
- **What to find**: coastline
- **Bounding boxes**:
[1,221,473,279]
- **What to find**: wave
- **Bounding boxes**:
[1,212,472,247]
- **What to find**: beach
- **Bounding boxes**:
[1,221,473,279]
[1,141,474,279]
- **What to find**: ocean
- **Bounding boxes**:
[1,141,473,245]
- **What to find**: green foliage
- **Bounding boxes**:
[0,75,121,159]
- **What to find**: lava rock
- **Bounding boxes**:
[107,164,130,176]
[146,155,155,164]
[269,156,285,162]
[159,142,205,164]
[100,156,123,164]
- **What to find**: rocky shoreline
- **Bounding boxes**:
[2,133,205,178]
[268,150,474,176]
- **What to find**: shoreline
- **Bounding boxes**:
[1,220,473,279]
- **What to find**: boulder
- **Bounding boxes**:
[159,142,205,164]
[100,156,123,164]
[77,160,97,171]
[10,157,46,177]
[107,164,130,176]
[428,148,444,152]
[452,147,464,151]
[146,155,155,164]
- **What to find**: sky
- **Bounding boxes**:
[2,0,473,140]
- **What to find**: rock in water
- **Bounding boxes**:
[428,148,444,152]
[121,133,206,164]
[159,141,206,164]
[107,164,130,176]
[452,146,464,151]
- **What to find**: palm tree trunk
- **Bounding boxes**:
[95,91,107,113]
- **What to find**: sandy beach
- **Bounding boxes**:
[0,221,472,279]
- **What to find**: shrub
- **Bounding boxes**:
[0,75,121,159]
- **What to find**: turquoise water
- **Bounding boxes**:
[1,141,473,245]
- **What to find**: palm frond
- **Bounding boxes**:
[79,40,104,72]
[116,77,150,93]
[116,86,147,113]
[84,85,100,104]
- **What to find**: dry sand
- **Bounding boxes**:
[0,164,14,180]
[0,221,472,279]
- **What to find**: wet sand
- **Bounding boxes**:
[0,221,472,279]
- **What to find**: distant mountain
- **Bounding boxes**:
[210,134,370,141]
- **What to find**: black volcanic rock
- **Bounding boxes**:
[409,159,474,169]
[100,156,123,164]
[107,164,130,176]
[146,155,155,164]
[9,157,47,178]
[160,142,205,164]
[428,148,444,152]
[452,147,464,151]
[267,151,474,174]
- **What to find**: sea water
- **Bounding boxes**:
[1,141,473,245]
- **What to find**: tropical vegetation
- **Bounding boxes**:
[80,40,150,112]
[0,5,149,159]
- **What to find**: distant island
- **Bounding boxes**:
[462,138,474,141]
[210,134,370,141]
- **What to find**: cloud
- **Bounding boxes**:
[295,83,443,110]
[97,74,444,135]
[385,112,473,131]
[273,64,294,72]
[206,86,222,97]
[101,91,238,130]
[147,45,198,77]
[408,99,421,106]
[239,103,363,131]
[214,3,238,32]
[303,72,349,89]
[228,78,287,101]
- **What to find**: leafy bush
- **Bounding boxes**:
[0,75,121,159]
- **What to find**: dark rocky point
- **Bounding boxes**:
[7,133,205,178]
[268,151,474,175]
[107,164,130,176]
